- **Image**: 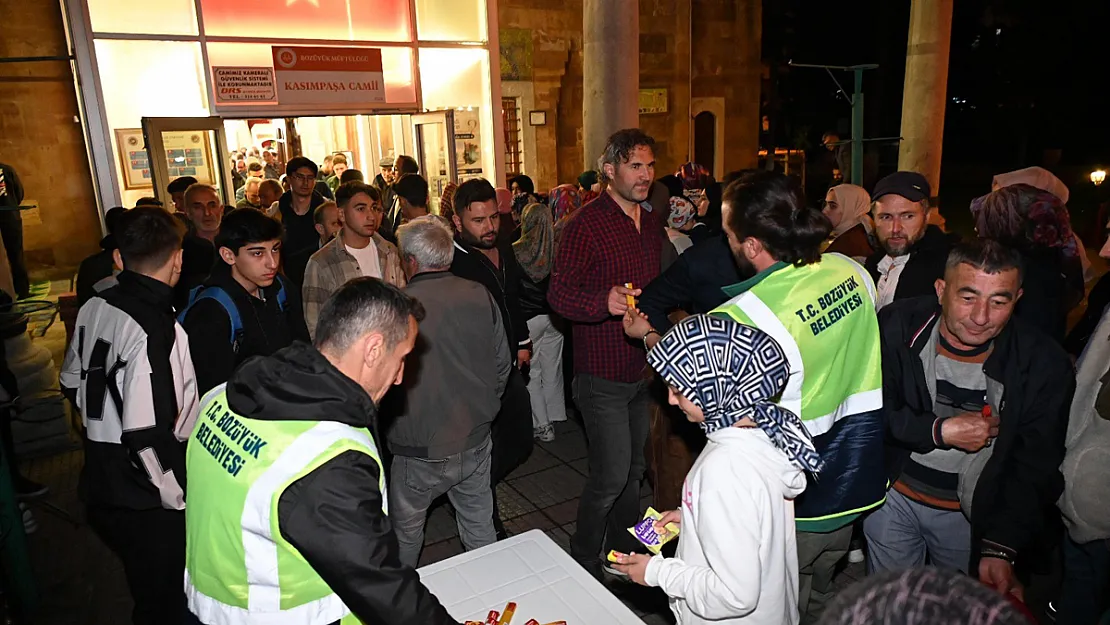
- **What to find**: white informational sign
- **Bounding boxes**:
[454,108,483,177]
[271,46,385,106]
[212,66,276,105]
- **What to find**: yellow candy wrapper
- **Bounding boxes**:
[624,282,636,308]
[627,507,679,555]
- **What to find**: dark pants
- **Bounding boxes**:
[1058,534,1110,625]
[570,374,651,574]
[0,210,29,299]
[491,367,533,486]
[87,505,186,625]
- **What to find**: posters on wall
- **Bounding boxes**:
[271,46,386,106]
[162,131,215,185]
[114,129,152,190]
[454,108,483,180]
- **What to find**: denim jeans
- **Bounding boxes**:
[389,436,497,568]
[570,374,651,574]
[1058,534,1110,625]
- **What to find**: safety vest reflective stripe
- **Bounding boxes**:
[186,420,383,625]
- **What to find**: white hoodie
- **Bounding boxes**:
[643,427,807,625]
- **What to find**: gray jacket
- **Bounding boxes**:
[387,271,511,459]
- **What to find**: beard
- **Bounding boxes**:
[730,249,757,280]
[461,228,497,250]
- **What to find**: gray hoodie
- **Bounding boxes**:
[1059,308,1110,544]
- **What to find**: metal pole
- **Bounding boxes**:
[848,69,865,185]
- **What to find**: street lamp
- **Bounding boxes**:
[1093,169,1107,186]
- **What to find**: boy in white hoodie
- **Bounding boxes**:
[613,314,818,625]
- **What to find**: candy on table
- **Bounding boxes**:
[484,609,501,625]
[496,602,517,625]
[628,506,680,555]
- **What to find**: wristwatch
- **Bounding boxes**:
[643,329,660,350]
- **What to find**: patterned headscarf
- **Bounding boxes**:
[676,162,712,190]
[495,187,512,215]
[668,195,697,229]
[647,315,822,473]
[549,184,582,222]
[512,203,554,282]
[969,183,1079,262]
[440,181,458,220]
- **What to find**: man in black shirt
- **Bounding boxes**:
[180,209,309,395]
[277,156,328,287]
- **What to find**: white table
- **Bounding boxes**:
[418,530,646,624]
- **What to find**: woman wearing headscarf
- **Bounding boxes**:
[822,184,875,263]
[665,192,698,255]
[676,162,720,243]
[513,202,566,442]
[439,180,458,221]
[970,183,1085,342]
[612,314,816,625]
[550,184,583,247]
[992,165,1091,282]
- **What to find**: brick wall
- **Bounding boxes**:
[499,0,761,191]
[0,0,101,273]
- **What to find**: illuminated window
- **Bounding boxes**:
[416,0,487,42]
[420,48,496,183]
[205,43,416,105]
[88,0,198,35]
[198,0,411,42]
[502,97,522,177]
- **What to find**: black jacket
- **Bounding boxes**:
[879,296,1073,568]
[225,343,457,625]
[180,266,310,395]
[518,273,550,320]
[279,191,328,288]
[450,240,531,356]
[865,226,957,304]
[75,234,116,307]
[1012,247,1083,345]
[174,234,216,312]
[638,234,744,333]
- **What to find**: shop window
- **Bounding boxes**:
[88,0,198,35]
[198,0,411,42]
[419,48,496,182]
[502,97,523,177]
[415,0,487,42]
[205,43,417,105]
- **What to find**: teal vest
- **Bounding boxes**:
[184,385,384,625]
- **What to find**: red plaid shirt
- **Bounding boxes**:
[549,190,664,383]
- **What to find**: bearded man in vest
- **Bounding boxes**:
[183,277,459,625]
[625,173,885,624]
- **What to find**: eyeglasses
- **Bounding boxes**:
[289,173,315,183]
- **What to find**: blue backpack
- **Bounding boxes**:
[177,276,288,353]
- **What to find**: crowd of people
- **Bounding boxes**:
[47,127,1110,625]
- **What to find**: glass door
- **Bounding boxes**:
[412,110,457,214]
[141,117,234,207]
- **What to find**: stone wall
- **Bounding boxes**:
[0,0,101,273]
[499,0,761,191]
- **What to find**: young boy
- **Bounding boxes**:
[179,208,309,394]
[60,206,200,625]
[613,314,819,625]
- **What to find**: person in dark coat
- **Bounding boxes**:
[76,206,127,306]
[864,172,958,310]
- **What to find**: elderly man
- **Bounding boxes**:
[388,216,511,567]
[870,240,1072,600]
[235,177,262,210]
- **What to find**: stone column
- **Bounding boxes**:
[583,0,639,170]
[897,0,953,196]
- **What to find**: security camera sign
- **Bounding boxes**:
[212,67,276,105]
[270,46,385,106]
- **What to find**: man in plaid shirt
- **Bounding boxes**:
[549,129,665,579]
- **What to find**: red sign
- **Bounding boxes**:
[271,46,386,106]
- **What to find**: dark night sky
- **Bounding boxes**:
[762,0,1110,172]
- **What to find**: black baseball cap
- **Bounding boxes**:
[873,171,931,203]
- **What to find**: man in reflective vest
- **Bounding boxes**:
[627,173,885,624]
[183,277,459,625]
